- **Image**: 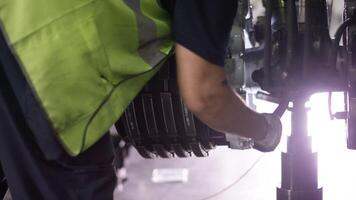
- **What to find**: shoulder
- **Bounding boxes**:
[171,0,238,66]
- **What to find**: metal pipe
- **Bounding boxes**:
[286,0,298,72]
[303,0,312,78]
[277,98,323,200]
[289,99,310,147]
[264,0,273,87]
[273,100,289,118]
[330,18,356,69]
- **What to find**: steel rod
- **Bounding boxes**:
[264,0,273,87]
[303,0,312,78]
[286,0,298,72]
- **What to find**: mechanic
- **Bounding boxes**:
[0,0,282,199]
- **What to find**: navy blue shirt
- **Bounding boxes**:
[161,0,238,66]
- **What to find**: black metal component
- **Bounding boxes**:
[180,102,197,137]
[352,34,356,68]
[153,144,174,158]
[277,182,322,200]
[122,104,141,138]
[273,100,289,118]
[347,81,356,149]
[201,140,215,151]
[330,18,356,69]
[172,144,191,158]
[344,0,356,150]
[277,98,323,200]
[286,0,298,73]
[276,1,325,199]
[116,56,226,158]
[190,143,209,157]
[264,0,273,87]
[160,92,178,135]
[303,0,312,78]
[136,146,156,159]
[142,94,159,136]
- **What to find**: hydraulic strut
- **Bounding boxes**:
[277,98,323,200]
[277,0,323,199]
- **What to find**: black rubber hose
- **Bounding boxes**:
[329,17,356,69]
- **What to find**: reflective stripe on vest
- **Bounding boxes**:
[0,0,173,155]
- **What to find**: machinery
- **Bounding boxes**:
[117,0,356,200]
[1,1,354,199]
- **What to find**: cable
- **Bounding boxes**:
[196,154,265,200]
[329,17,356,70]
[328,92,334,120]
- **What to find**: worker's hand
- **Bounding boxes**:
[253,113,282,152]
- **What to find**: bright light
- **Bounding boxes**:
[308,92,346,153]
[308,93,344,184]
[253,92,356,199]
[306,93,356,198]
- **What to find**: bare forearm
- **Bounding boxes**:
[176,44,268,140]
[194,81,267,140]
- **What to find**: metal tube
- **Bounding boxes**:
[330,18,356,69]
[303,0,312,78]
[288,98,311,152]
[277,98,323,200]
[286,0,298,72]
[264,0,273,87]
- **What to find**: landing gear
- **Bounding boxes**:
[277,98,323,200]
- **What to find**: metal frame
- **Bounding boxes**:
[260,0,355,199]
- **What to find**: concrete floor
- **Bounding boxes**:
[116,139,356,200]
[116,148,279,200]
[116,93,356,200]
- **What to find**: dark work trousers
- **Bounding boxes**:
[0,84,117,200]
[0,27,117,199]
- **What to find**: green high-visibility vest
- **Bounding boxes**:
[0,0,173,156]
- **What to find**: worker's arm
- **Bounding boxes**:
[175,44,268,141]
[172,1,282,151]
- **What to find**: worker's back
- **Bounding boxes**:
[0,0,173,155]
